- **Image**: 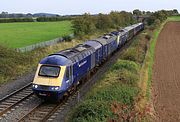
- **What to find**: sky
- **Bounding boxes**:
[0,0,179,15]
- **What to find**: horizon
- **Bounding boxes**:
[1,0,179,15]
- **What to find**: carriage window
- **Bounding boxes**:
[39,65,60,77]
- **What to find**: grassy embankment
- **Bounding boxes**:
[0,21,72,48]
[68,28,152,121]
[0,40,81,84]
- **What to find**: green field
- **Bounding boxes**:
[168,16,180,21]
[0,21,72,48]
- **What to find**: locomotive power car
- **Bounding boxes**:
[32,23,144,100]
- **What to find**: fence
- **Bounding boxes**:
[16,34,74,52]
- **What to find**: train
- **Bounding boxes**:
[32,22,144,100]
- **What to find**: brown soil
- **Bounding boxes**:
[152,21,180,122]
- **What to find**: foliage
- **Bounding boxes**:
[0,45,33,83]
[121,36,148,64]
[72,11,135,36]
[72,13,96,36]
[146,10,179,26]
[95,13,113,30]
[36,16,73,22]
[0,18,34,23]
[133,9,142,16]
[62,35,73,42]
[0,21,72,48]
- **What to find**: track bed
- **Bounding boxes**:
[153,21,180,121]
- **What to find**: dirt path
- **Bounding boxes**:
[152,21,180,122]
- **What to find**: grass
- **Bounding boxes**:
[0,40,82,84]
[0,21,72,48]
[68,32,150,122]
[146,23,166,99]
[167,16,180,21]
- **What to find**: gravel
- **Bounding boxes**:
[0,95,41,122]
[0,71,35,99]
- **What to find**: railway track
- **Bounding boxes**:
[18,88,77,122]
[0,83,33,117]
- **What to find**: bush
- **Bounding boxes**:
[0,45,33,80]
[145,34,151,41]
[70,101,111,122]
[111,60,140,74]
[121,47,139,63]
[62,35,72,42]
[116,70,139,86]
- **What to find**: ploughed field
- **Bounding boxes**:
[153,22,180,121]
[0,21,72,48]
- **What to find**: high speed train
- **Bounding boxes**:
[32,23,144,100]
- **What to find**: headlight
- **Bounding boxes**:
[32,84,38,88]
[51,87,59,91]
[55,87,59,90]
[34,85,38,88]
[51,87,55,90]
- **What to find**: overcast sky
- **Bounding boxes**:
[0,0,179,15]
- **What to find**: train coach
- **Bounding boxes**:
[32,22,144,100]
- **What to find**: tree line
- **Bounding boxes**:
[132,9,179,26]
[147,9,179,26]
[36,16,74,22]
[72,11,135,36]
[0,18,34,23]
[72,9,179,37]
[0,17,74,23]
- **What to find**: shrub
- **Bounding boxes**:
[0,45,33,80]
[121,47,139,63]
[116,69,139,86]
[70,101,111,122]
[62,35,72,42]
[111,59,140,74]
[145,34,151,41]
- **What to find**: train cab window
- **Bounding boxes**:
[38,65,60,77]
[66,68,69,79]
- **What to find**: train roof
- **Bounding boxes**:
[94,33,116,46]
[84,40,102,50]
[49,44,95,64]
[111,31,119,36]
[40,55,72,66]
[94,37,107,46]
[124,26,135,31]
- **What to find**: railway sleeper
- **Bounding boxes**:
[36,111,48,115]
[4,100,18,103]
[0,104,9,108]
[1,102,14,105]
[9,98,21,101]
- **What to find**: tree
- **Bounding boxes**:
[173,9,179,15]
[96,13,112,30]
[133,9,142,16]
[72,13,96,36]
